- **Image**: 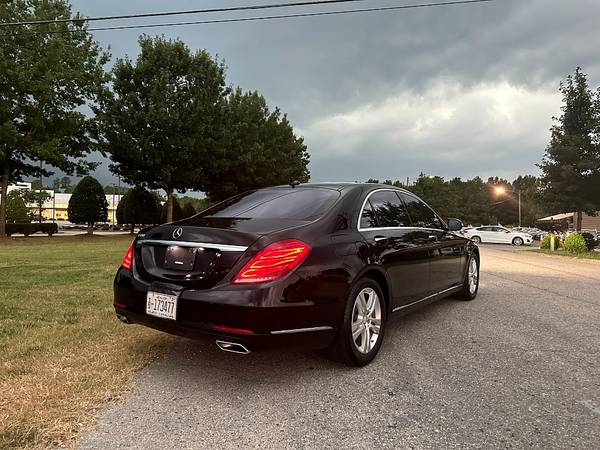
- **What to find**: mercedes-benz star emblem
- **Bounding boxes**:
[172,227,183,239]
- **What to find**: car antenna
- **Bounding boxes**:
[289,180,301,188]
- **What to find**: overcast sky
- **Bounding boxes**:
[62,0,600,190]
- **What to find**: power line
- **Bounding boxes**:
[8,0,496,35]
[0,0,409,27]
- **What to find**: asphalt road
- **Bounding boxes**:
[80,246,600,449]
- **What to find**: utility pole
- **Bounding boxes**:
[518,190,522,228]
[38,160,43,223]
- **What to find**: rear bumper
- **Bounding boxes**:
[114,307,335,351]
[113,268,340,351]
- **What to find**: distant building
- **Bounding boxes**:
[5,183,123,224]
[537,212,600,231]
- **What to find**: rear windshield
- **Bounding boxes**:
[199,188,340,220]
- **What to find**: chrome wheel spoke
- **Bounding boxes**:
[362,326,371,352]
[352,287,382,354]
[352,322,363,341]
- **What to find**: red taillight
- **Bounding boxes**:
[232,239,311,284]
[121,242,134,271]
[213,325,255,335]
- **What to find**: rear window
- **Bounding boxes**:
[200,188,340,220]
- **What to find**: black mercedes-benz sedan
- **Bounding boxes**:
[114,183,479,366]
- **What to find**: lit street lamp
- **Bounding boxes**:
[494,185,522,227]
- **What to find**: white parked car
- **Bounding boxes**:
[462,225,533,246]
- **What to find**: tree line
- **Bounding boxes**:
[366,174,548,227]
[2,2,599,237]
[0,1,308,237]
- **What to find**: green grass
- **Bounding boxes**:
[0,235,171,449]
[533,248,600,261]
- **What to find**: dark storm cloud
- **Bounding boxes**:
[63,0,600,187]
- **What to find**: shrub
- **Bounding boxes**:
[541,234,562,250]
[6,223,58,237]
[581,232,598,251]
[563,233,587,253]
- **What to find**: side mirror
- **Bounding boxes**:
[447,218,463,231]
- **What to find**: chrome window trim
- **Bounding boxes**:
[357,188,408,231]
[270,326,334,335]
[392,285,459,312]
[357,188,447,232]
[139,239,247,252]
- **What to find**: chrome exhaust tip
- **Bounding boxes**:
[116,314,130,324]
[216,340,251,354]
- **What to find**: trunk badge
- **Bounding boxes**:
[173,227,183,239]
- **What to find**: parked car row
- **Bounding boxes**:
[460,225,533,246]
[511,227,547,240]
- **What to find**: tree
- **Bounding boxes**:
[182,202,196,218]
[19,189,51,223]
[0,0,109,237]
[539,67,600,231]
[116,186,160,233]
[202,88,310,201]
[97,35,228,222]
[5,191,29,223]
[160,197,183,223]
[67,176,108,234]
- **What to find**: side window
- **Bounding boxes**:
[366,191,411,228]
[399,193,444,229]
[360,201,378,229]
[479,226,492,231]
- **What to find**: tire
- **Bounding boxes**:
[326,278,387,366]
[471,236,481,244]
[455,252,479,301]
[512,237,523,246]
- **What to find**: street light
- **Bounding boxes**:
[494,185,522,227]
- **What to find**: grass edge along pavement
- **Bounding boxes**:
[532,248,600,261]
[0,235,172,449]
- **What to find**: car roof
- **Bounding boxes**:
[271,182,412,194]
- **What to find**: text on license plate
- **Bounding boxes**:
[146,291,178,320]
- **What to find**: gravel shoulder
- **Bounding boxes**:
[80,246,600,449]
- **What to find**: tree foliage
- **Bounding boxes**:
[202,88,310,201]
[67,176,108,233]
[0,0,109,237]
[539,67,600,231]
[97,35,228,222]
[116,186,160,232]
[160,197,183,223]
[181,202,196,218]
[5,191,30,223]
[368,174,552,227]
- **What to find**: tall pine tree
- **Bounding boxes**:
[539,67,600,231]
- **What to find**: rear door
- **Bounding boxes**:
[358,189,431,308]
[399,193,465,294]
[476,226,494,242]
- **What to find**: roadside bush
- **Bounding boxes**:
[6,223,58,237]
[563,233,587,253]
[581,232,598,251]
[541,234,562,250]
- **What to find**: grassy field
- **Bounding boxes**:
[0,235,172,449]
[533,249,600,261]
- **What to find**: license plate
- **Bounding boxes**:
[146,291,178,320]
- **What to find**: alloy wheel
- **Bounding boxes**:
[468,257,479,295]
[351,287,382,354]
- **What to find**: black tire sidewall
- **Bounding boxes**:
[472,236,481,244]
[342,278,387,366]
[463,252,480,300]
[513,237,523,246]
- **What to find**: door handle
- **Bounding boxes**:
[374,235,387,242]
[428,235,437,241]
